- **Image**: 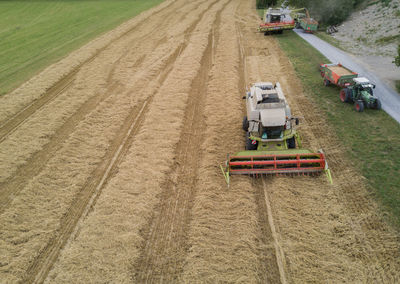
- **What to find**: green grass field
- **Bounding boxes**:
[0,0,163,95]
[276,31,400,228]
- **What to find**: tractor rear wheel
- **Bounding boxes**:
[286,136,296,149]
[246,132,258,150]
[242,116,249,131]
[374,99,382,110]
[355,100,364,112]
[340,88,351,103]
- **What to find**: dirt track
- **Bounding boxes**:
[1,0,400,282]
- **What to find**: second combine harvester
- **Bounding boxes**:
[221,82,331,185]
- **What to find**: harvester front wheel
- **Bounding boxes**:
[340,88,351,103]
[355,100,364,112]
[286,137,296,149]
[242,116,249,131]
[246,132,258,150]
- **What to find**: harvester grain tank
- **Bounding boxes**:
[258,8,295,35]
[221,82,332,185]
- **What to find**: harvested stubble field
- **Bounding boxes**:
[0,0,400,283]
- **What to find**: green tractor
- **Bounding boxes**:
[340,77,381,112]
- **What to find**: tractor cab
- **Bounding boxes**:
[353,77,375,97]
[353,77,375,94]
[348,77,380,111]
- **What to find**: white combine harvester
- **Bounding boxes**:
[221,82,332,185]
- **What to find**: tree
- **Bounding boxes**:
[256,0,278,9]
[288,0,362,25]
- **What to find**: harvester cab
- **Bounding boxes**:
[265,8,284,24]
[340,77,381,112]
[221,82,332,186]
[243,82,299,151]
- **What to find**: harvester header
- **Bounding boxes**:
[258,8,295,34]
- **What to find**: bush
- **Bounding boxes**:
[288,0,367,25]
[256,0,278,9]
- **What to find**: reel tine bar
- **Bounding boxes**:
[228,152,326,175]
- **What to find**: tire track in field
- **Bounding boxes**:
[0,59,128,213]
[132,1,226,282]
[22,2,216,282]
[0,2,218,282]
[235,2,286,282]
[42,1,225,281]
[26,99,150,284]
[178,1,278,281]
[258,179,288,284]
[22,41,183,284]
[0,0,208,213]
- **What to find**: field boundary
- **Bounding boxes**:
[0,0,176,123]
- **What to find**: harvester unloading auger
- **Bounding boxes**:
[290,7,318,33]
[221,82,332,186]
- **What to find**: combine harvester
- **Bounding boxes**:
[221,82,332,186]
[320,63,381,112]
[258,8,295,35]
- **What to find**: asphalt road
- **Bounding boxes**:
[294,29,400,124]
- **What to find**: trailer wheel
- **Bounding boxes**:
[355,101,364,112]
[242,116,249,131]
[246,132,258,150]
[340,88,351,103]
[374,99,382,110]
[323,79,330,86]
[286,137,296,149]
